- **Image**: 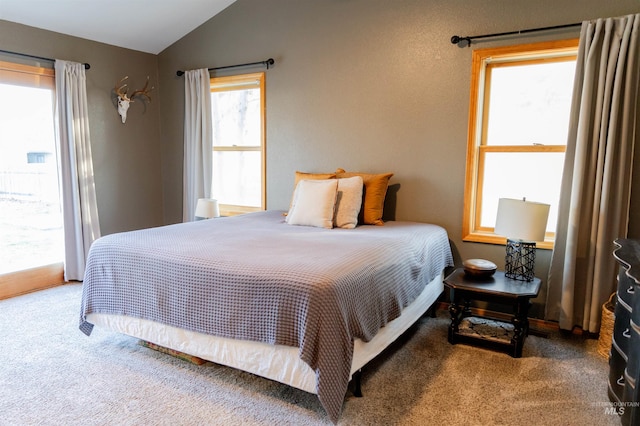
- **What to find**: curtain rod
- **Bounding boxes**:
[176,58,274,77]
[0,48,90,69]
[451,22,582,47]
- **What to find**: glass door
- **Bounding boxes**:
[0,61,63,298]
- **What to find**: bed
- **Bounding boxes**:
[79,209,453,422]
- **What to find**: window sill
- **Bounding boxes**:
[463,231,554,250]
[219,204,262,217]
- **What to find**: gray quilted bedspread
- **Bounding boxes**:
[79,210,452,422]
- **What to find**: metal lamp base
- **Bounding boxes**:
[504,239,536,281]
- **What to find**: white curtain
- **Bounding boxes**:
[546,14,640,332]
[54,60,101,281]
[183,69,213,222]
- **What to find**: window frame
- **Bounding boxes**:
[210,72,266,217]
[0,60,64,298]
[462,39,579,250]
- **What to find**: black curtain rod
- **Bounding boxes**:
[0,48,90,69]
[451,22,582,47]
[176,58,275,77]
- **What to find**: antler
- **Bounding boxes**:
[130,76,153,102]
[114,76,129,100]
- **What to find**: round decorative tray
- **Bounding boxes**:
[463,259,497,278]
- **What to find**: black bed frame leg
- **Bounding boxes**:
[353,370,363,397]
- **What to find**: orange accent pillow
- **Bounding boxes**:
[335,168,393,226]
[294,171,336,186]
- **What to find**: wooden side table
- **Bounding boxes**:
[444,268,541,358]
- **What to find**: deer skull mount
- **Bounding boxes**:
[114,76,153,123]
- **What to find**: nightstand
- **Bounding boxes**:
[444,268,541,358]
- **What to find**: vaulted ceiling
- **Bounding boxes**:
[0,0,237,54]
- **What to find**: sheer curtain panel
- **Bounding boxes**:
[546,14,640,333]
[183,69,213,222]
[54,60,101,281]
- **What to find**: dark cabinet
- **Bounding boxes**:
[609,238,640,424]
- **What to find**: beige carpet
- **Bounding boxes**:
[0,283,620,425]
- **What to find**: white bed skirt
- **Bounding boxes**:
[86,272,443,394]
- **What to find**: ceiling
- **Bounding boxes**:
[0,0,237,54]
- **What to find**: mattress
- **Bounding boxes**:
[85,271,443,395]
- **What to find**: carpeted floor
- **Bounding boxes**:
[0,283,621,425]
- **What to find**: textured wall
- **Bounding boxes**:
[4,2,638,316]
[158,0,640,317]
[0,19,163,236]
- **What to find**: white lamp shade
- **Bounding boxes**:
[195,198,220,219]
[494,198,550,242]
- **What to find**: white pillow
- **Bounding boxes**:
[286,179,338,229]
[333,176,363,229]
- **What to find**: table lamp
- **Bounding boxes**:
[195,198,220,220]
[494,198,550,281]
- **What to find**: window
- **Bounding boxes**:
[0,60,63,298]
[462,40,578,249]
[210,72,265,216]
